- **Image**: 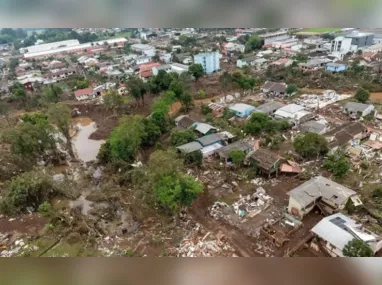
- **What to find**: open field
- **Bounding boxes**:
[301,28,341,33]
[370,92,382,103]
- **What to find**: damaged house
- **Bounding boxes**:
[343,102,375,118]
[287,176,362,220]
[175,115,196,129]
[216,140,253,162]
[274,104,314,125]
[324,122,368,151]
[248,148,282,178]
[311,213,382,257]
[262,81,287,97]
[255,101,284,116]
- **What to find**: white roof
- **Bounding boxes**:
[194,123,216,134]
[277,104,305,114]
[131,44,155,50]
[26,39,80,53]
[24,38,127,58]
[311,213,380,254]
[294,110,312,120]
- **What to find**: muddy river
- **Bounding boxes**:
[72,117,105,163]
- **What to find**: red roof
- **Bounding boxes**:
[140,70,152,78]
[74,88,93,97]
[139,62,160,72]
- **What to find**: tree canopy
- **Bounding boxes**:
[103,90,123,110]
[343,239,373,257]
[354,87,370,103]
[323,150,350,178]
[230,150,246,165]
[170,129,197,146]
[188,63,204,81]
[293,132,329,158]
[244,35,263,52]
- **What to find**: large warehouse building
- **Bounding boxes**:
[23,38,127,59]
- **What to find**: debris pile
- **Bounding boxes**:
[210,187,273,220]
[296,90,351,110]
[175,226,236,257]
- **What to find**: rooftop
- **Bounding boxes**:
[251,148,281,170]
[193,122,217,135]
[196,133,222,147]
[344,102,373,113]
[256,101,284,114]
[74,87,93,97]
[216,141,253,159]
[176,141,203,153]
[287,176,356,208]
[229,103,256,114]
[311,213,381,254]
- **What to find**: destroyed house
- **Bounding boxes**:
[175,115,196,129]
[300,121,327,134]
[216,141,253,162]
[262,81,287,97]
[324,122,368,150]
[287,176,362,219]
[249,148,282,177]
[311,213,382,257]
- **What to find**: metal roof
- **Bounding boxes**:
[193,123,216,135]
[300,121,326,133]
[229,103,256,114]
[311,213,379,254]
[287,176,356,208]
[196,133,222,147]
[176,141,203,153]
[344,102,373,113]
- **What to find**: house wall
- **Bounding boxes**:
[136,58,151,65]
[288,196,316,219]
[326,64,347,72]
[324,241,343,257]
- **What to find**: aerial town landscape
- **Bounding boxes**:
[1,27,382,257]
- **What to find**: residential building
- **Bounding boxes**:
[193,51,220,74]
[160,53,172,63]
[74,88,94,101]
[236,56,267,69]
[176,141,203,154]
[343,102,375,118]
[172,45,182,52]
[255,101,284,115]
[324,122,368,150]
[18,77,44,91]
[274,104,314,125]
[271,38,299,49]
[136,56,152,65]
[300,120,327,134]
[299,58,332,71]
[287,176,362,219]
[196,133,223,147]
[192,122,217,135]
[224,42,245,53]
[151,64,172,75]
[249,148,282,178]
[262,81,287,97]
[311,213,382,257]
[216,140,253,162]
[303,36,322,45]
[170,63,189,74]
[326,62,348,72]
[271,58,293,68]
[330,36,354,59]
[229,103,257,118]
[43,68,76,81]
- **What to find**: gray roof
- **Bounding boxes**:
[300,121,326,133]
[287,176,356,208]
[196,133,222,147]
[344,102,373,113]
[155,64,171,71]
[176,141,203,153]
[216,140,253,159]
[193,123,216,135]
[256,101,284,114]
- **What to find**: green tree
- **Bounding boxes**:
[354,87,370,103]
[188,63,204,81]
[293,53,308,63]
[219,71,233,101]
[124,43,131,54]
[286,84,298,95]
[293,132,329,159]
[230,150,246,165]
[170,129,197,146]
[48,103,75,159]
[152,51,160,62]
[169,80,185,99]
[323,151,350,178]
[179,72,193,90]
[103,90,123,110]
[41,84,63,104]
[244,35,263,52]
[108,115,145,162]
[343,239,373,257]
[153,174,203,213]
[126,76,147,106]
[179,92,194,112]
[76,79,90,89]
[147,150,184,183]
[201,104,212,115]
[141,118,162,147]
[0,169,53,214]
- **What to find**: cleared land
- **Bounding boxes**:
[302,28,341,33]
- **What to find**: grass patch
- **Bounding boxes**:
[302,28,341,33]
